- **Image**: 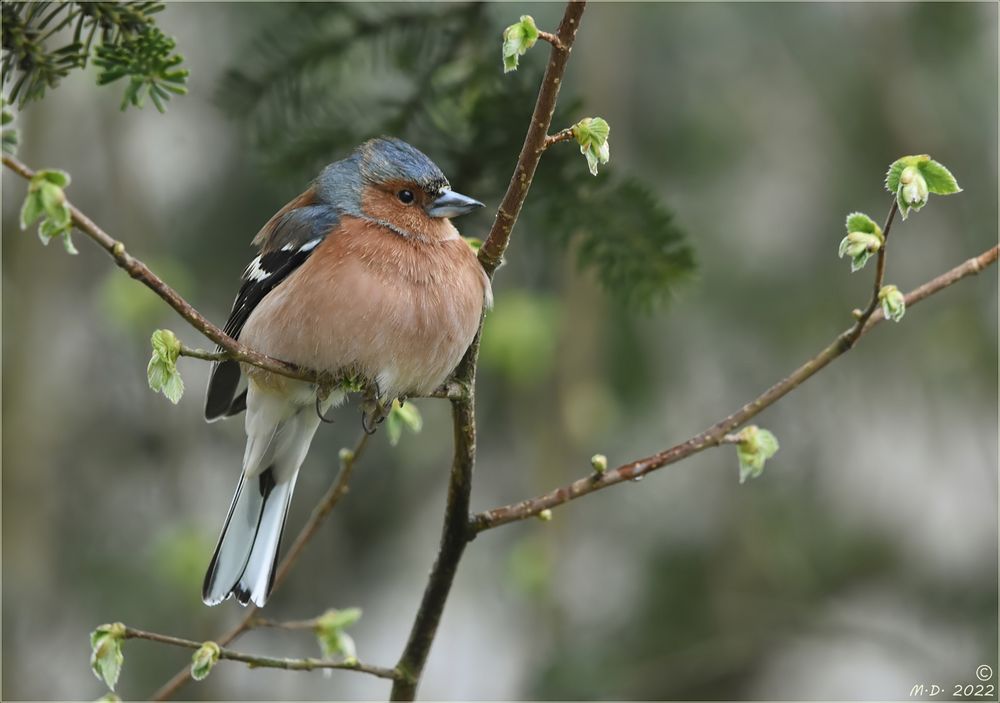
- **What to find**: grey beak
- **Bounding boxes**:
[426,189,484,218]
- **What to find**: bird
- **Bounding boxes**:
[201,137,492,607]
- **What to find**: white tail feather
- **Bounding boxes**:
[236,475,297,606]
[203,384,340,607]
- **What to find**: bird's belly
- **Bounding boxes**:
[240,243,485,398]
[342,283,479,396]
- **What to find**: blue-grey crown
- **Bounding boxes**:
[314,138,450,216]
[357,138,449,192]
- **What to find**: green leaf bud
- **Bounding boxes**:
[572,117,611,176]
[839,212,882,271]
[886,155,961,220]
[538,509,553,522]
[314,608,362,660]
[90,623,126,691]
[501,15,539,73]
[898,165,929,217]
[147,329,184,403]
[733,426,779,484]
[190,641,221,681]
[878,284,906,322]
[838,231,882,272]
[386,399,423,447]
[590,453,608,474]
[21,169,75,252]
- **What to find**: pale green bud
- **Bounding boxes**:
[190,641,221,681]
[878,284,906,322]
[899,166,928,212]
[734,426,779,484]
[90,623,127,691]
[501,16,539,73]
[315,608,362,660]
[885,156,961,220]
[838,231,882,272]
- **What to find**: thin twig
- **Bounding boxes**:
[847,197,899,344]
[471,244,999,530]
[124,627,400,681]
[537,30,566,51]
[151,431,371,700]
[178,345,229,362]
[389,3,588,700]
[864,244,997,327]
[2,153,317,384]
[477,1,587,277]
[249,617,321,631]
[543,128,575,149]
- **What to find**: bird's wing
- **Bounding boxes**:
[204,201,340,421]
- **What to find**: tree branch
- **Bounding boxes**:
[844,197,899,346]
[177,344,229,363]
[471,243,999,530]
[151,431,371,700]
[389,337,480,700]
[124,626,400,681]
[2,153,322,385]
[477,1,587,276]
[537,30,566,52]
[543,127,575,149]
[389,3,588,700]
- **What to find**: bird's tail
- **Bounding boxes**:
[202,384,333,607]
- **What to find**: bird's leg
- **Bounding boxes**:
[314,373,337,423]
[360,381,388,435]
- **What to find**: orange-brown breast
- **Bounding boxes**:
[239,215,489,396]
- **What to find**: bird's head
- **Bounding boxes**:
[316,137,483,241]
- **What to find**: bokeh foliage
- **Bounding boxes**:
[1,1,187,111]
[218,2,695,312]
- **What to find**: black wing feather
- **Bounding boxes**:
[204,204,339,421]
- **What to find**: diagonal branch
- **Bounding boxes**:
[471,244,999,530]
[2,153,318,384]
[124,626,400,681]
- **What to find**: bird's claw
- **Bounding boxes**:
[360,382,388,434]
[315,395,335,424]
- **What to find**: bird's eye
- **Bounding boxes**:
[397,189,415,204]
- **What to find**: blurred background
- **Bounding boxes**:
[2,2,997,700]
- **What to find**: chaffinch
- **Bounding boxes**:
[201,138,491,607]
